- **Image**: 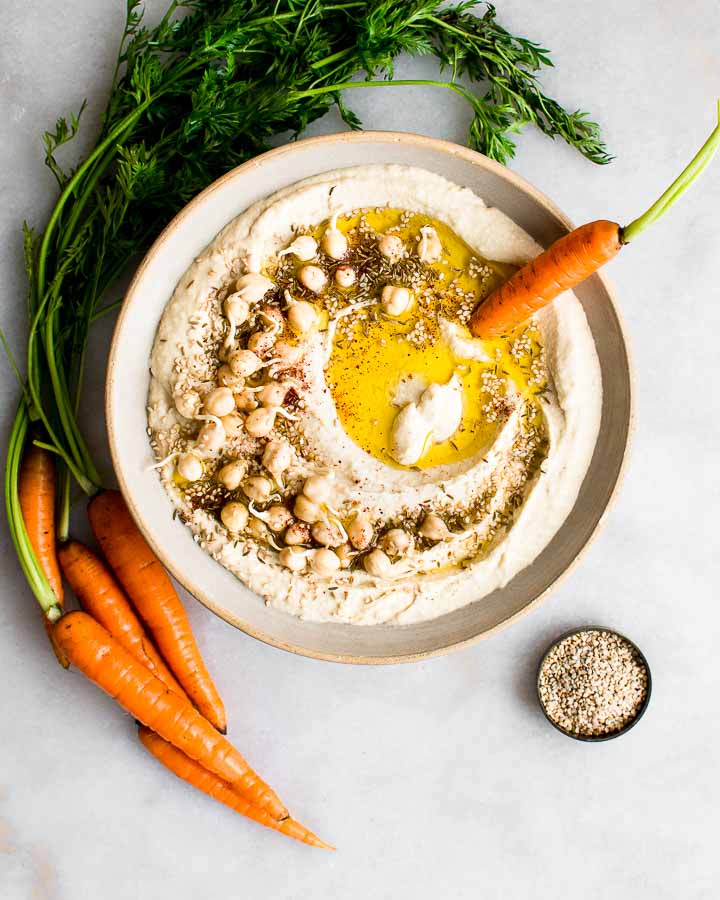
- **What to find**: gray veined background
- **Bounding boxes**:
[1,2,719,898]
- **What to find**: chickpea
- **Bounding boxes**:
[247,516,269,541]
[302,474,332,505]
[321,227,347,260]
[418,513,450,541]
[175,389,201,419]
[220,501,248,533]
[287,300,318,336]
[258,381,288,408]
[347,513,373,550]
[334,265,356,288]
[298,265,327,293]
[273,341,303,367]
[235,272,273,303]
[363,548,393,578]
[293,494,323,524]
[220,412,244,439]
[284,521,311,545]
[196,420,225,453]
[279,547,308,572]
[216,459,246,491]
[241,476,273,503]
[381,528,411,557]
[203,386,235,418]
[228,349,262,377]
[311,521,344,548]
[261,439,291,478]
[217,364,245,389]
[381,284,413,317]
[278,235,317,262]
[309,547,341,577]
[378,233,404,263]
[416,225,442,264]
[244,406,276,438]
[335,543,354,569]
[223,293,250,324]
[234,388,259,412]
[247,330,276,358]
[265,505,294,532]
[176,452,203,482]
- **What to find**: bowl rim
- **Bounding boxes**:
[106,129,635,664]
[536,625,652,741]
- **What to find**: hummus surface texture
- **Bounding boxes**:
[148,165,602,625]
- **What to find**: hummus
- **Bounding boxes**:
[147,165,602,625]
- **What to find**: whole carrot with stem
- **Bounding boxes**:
[58,540,185,697]
[470,100,720,339]
[18,443,68,668]
[54,611,287,820]
[137,727,332,850]
[88,490,226,734]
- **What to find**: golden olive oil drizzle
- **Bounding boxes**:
[323,208,546,469]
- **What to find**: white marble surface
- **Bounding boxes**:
[2,2,719,898]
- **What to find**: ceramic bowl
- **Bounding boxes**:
[537,626,651,741]
[107,131,633,664]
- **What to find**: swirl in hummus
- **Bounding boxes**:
[147,165,601,625]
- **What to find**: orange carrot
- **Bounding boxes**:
[54,611,287,819]
[137,727,331,850]
[18,444,68,668]
[470,101,720,339]
[58,540,186,697]
[470,220,621,338]
[88,490,226,734]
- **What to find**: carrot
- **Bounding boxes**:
[41,618,70,670]
[54,611,287,819]
[19,444,63,604]
[88,490,226,734]
[18,444,68,668]
[137,727,332,850]
[470,221,621,337]
[58,540,186,697]
[470,101,720,339]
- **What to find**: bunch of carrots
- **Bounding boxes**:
[19,447,331,850]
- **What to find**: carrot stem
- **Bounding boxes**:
[622,99,720,243]
[57,465,71,542]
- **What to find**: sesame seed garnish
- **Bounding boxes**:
[538,630,649,737]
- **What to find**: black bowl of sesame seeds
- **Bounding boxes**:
[536,626,651,741]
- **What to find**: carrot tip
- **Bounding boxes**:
[306,834,335,851]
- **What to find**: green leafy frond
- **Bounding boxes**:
[336,94,363,131]
[42,101,88,187]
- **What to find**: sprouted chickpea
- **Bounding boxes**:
[176,452,203,481]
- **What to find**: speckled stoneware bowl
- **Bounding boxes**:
[107,131,633,664]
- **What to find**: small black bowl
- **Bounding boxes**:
[536,625,652,742]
